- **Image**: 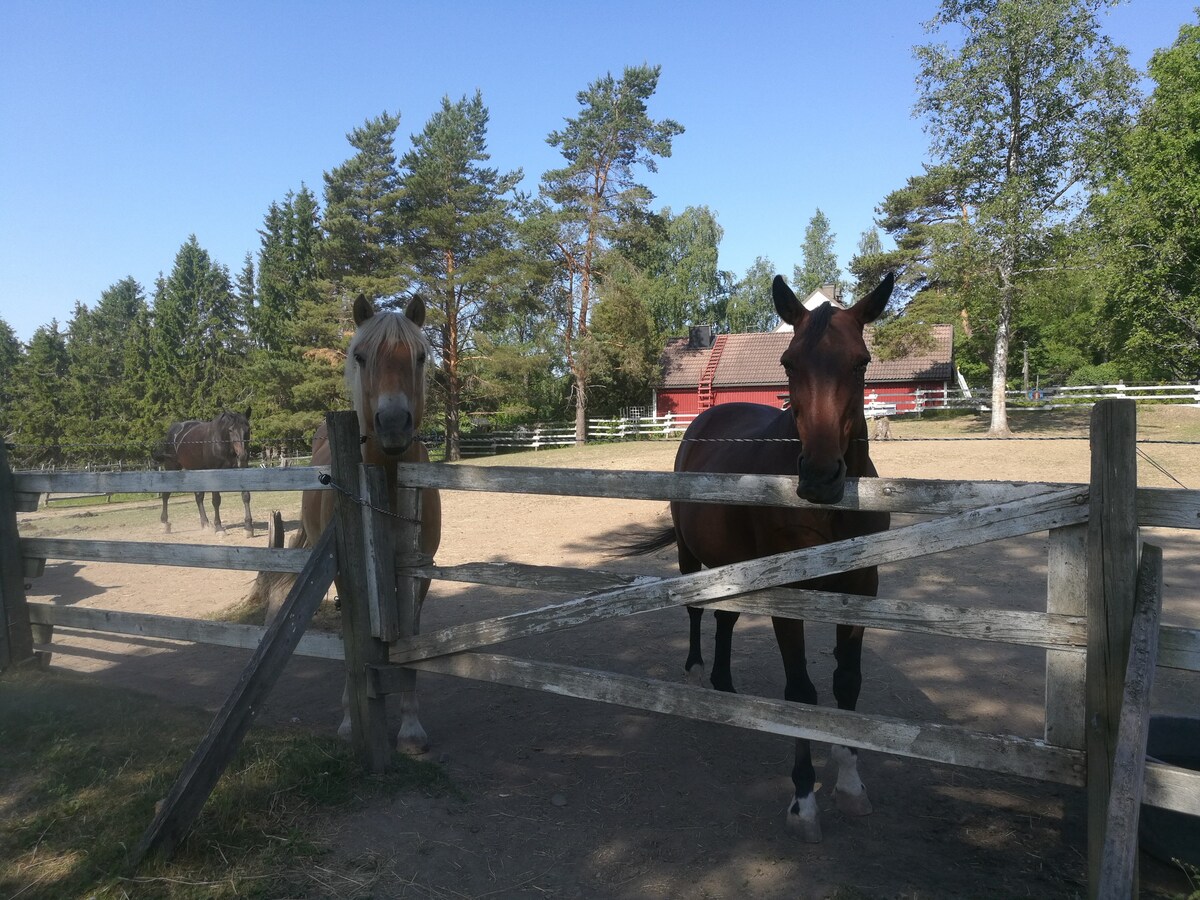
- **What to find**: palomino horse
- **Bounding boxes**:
[153,409,254,535]
[295,293,441,754]
[627,272,894,842]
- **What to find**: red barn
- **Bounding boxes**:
[654,323,955,418]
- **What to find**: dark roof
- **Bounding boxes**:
[659,324,954,390]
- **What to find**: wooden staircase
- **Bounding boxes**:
[697,334,727,411]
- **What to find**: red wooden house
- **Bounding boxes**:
[654,323,955,418]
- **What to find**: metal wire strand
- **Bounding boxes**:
[315,471,423,524]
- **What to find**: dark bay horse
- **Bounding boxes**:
[153,408,254,535]
[294,294,441,754]
[628,272,894,842]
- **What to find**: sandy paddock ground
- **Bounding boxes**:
[15,413,1200,898]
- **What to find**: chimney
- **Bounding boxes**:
[688,325,714,349]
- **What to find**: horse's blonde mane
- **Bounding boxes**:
[345,309,430,410]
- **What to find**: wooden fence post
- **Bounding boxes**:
[1045,523,1087,750]
[1086,398,1140,897]
[0,440,34,673]
[325,411,392,773]
[1097,544,1163,899]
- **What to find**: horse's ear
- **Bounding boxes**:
[850,272,894,325]
[244,405,251,421]
[353,294,374,326]
[405,294,427,328]
[772,275,805,326]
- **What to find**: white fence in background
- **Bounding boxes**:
[456,381,1200,457]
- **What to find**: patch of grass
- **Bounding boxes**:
[0,669,456,899]
[45,492,161,509]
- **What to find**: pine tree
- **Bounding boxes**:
[321,113,411,316]
[539,64,683,443]
[399,91,523,460]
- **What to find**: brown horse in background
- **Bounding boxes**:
[153,408,253,535]
[290,293,441,755]
[625,272,894,842]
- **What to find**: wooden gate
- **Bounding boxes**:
[2,401,1199,897]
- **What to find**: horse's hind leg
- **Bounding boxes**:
[678,536,706,685]
[160,492,172,534]
[709,610,740,693]
[773,616,823,842]
[830,623,872,816]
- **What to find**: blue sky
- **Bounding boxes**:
[1,0,1194,343]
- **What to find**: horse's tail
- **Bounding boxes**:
[247,519,315,621]
[612,525,678,558]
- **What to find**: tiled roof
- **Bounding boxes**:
[658,324,954,389]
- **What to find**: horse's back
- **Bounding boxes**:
[676,403,796,477]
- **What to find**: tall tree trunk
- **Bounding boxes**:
[989,266,1015,437]
[574,376,587,446]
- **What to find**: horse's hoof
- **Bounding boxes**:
[337,720,352,742]
[163,524,171,534]
[785,795,823,843]
[684,665,705,686]
[835,787,873,817]
[396,732,431,757]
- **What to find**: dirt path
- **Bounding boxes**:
[18,432,1200,898]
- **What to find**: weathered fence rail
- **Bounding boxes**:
[2,401,1198,898]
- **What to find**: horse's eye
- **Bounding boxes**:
[417,352,426,366]
[353,353,366,366]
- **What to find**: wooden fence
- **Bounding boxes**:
[2,401,1199,898]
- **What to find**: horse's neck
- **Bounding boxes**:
[845,414,876,477]
[361,441,423,508]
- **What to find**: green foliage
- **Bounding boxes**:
[0,316,23,439]
[913,0,1138,431]
[400,91,524,459]
[540,63,683,436]
[147,236,246,427]
[0,670,455,900]
[320,112,412,307]
[8,322,69,466]
[1094,17,1200,381]
[793,208,840,298]
[726,256,779,333]
[581,256,663,415]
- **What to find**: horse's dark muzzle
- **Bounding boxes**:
[795,454,847,505]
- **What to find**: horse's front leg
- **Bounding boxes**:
[773,616,823,842]
[830,623,872,816]
[193,492,211,530]
[160,492,172,533]
[240,489,254,536]
[210,491,224,533]
[394,577,431,756]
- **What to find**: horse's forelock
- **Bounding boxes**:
[345,310,429,399]
[796,302,835,352]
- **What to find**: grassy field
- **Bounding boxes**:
[0,670,456,900]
